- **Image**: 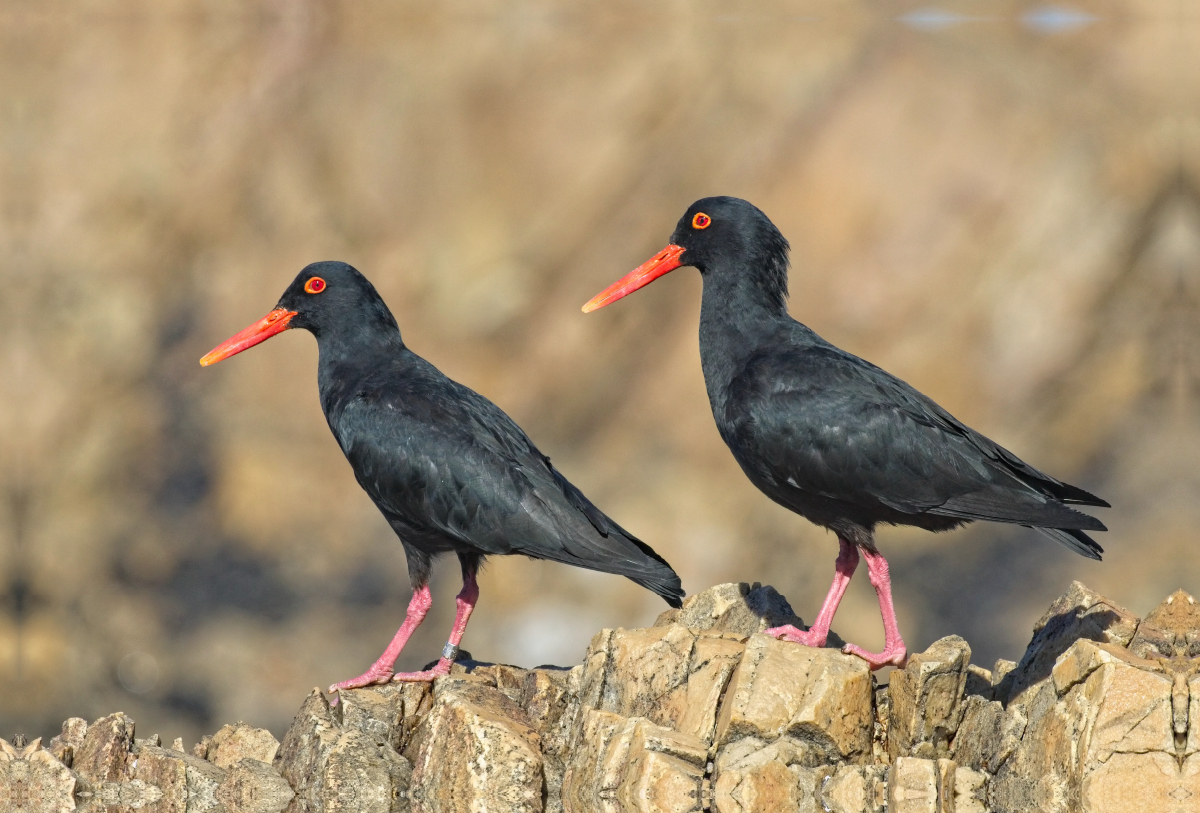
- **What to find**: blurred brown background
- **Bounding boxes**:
[3,0,1196,745]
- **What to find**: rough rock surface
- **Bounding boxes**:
[9,581,1200,812]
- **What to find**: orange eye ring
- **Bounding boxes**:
[692,213,711,229]
[304,277,326,294]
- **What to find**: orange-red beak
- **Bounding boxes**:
[200,308,297,366]
[582,244,686,313]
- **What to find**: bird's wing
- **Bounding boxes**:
[331,365,681,598]
[727,342,1105,531]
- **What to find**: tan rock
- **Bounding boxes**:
[79,778,165,811]
[193,734,214,760]
[275,690,340,809]
[1187,671,1200,755]
[988,638,1168,813]
[954,766,989,813]
[206,722,282,769]
[987,682,1076,813]
[520,667,575,752]
[711,737,830,813]
[819,764,887,813]
[0,739,77,813]
[1049,638,1118,695]
[990,659,1017,704]
[1006,581,1139,706]
[886,757,955,813]
[562,708,623,813]
[655,582,807,637]
[1081,657,1174,763]
[715,634,872,764]
[519,668,577,813]
[217,757,297,813]
[408,679,544,813]
[577,623,745,746]
[131,744,228,812]
[872,684,891,764]
[317,731,411,813]
[276,689,411,813]
[888,636,971,759]
[73,712,136,784]
[338,682,432,753]
[562,709,705,813]
[1082,750,1200,813]
[47,718,87,768]
[951,695,1026,773]
[43,583,1200,813]
[1129,589,1200,659]
[964,664,993,701]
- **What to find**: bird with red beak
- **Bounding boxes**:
[583,197,1106,669]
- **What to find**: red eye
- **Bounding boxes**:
[305,277,326,294]
[692,213,711,229]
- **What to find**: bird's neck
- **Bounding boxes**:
[314,323,407,411]
[698,267,789,419]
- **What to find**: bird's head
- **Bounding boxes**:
[200,261,398,366]
[582,196,790,314]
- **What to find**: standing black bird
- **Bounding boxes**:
[201,261,683,692]
[583,197,1107,668]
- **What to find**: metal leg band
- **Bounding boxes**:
[441,642,460,662]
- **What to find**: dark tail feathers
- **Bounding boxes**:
[630,571,685,608]
[1030,526,1104,560]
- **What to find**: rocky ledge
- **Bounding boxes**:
[6,581,1200,813]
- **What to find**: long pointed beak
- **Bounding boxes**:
[200,308,297,366]
[582,244,686,313]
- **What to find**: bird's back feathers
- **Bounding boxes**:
[717,321,1106,557]
[325,352,684,605]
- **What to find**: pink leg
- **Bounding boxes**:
[841,548,908,669]
[766,537,858,647]
[329,584,433,695]
[393,570,479,682]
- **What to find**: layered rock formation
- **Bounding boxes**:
[6,581,1200,812]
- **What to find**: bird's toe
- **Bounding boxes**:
[841,642,907,670]
[392,658,454,683]
[764,624,828,647]
[330,666,395,695]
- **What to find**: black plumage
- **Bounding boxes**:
[202,261,682,691]
[715,319,1106,558]
[584,196,1107,668]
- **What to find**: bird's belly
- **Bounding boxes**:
[382,513,463,556]
[749,473,967,543]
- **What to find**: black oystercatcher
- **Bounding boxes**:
[583,197,1107,668]
[201,262,683,691]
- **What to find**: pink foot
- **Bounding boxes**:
[329,584,434,700]
[764,537,858,651]
[328,664,394,695]
[845,547,908,670]
[392,658,453,682]
[764,624,829,647]
[842,642,908,669]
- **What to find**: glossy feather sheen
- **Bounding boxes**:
[286,262,682,605]
[678,198,1107,559]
